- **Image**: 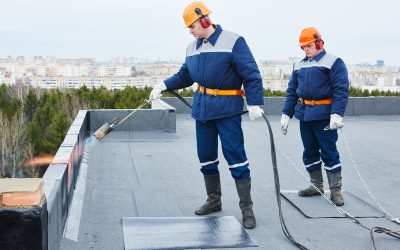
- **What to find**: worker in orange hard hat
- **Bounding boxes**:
[183,1,212,27]
[298,27,324,58]
[181,2,215,40]
[298,27,322,46]
[150,1,264,229]
[281,27,349,206]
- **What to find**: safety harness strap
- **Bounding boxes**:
[197,84,245,96]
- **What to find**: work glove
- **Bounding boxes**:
[247,105,264,120]
[149,81,167,100]
[280,114,291,135]
[329,114,344,130]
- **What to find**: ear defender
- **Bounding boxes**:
[313,33,324,50]
[200,16,211,28]
[195,7,211,28]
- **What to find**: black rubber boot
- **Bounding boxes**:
[235,178,256,229]
[298,168,324,197]
[327,171,344,206]
[195,174,222,215]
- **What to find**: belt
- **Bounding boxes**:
[298,98,333,106]
[197,84,245,96]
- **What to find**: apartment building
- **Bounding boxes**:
[30,76,163,90]
[1,57,399,91]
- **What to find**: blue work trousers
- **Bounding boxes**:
[300,119,341,173]
[196,115,250,180]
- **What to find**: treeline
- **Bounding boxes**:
[1,83,399,178]
[264,87,400,97]
[0,84,151,178]
[349,87,400,97]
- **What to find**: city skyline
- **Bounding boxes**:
[1,0,400,65]
[0,55,395,67]
[2,55,399,92]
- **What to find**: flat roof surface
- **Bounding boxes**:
[60,114,400,250]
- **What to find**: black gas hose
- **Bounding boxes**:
[168,90,308,249]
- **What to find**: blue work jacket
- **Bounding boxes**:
[164,25,264,121]
[282,50,349,121]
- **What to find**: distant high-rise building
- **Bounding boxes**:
[377,60,385,67]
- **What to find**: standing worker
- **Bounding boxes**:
[150,1,264,229]
[281,27,349,206]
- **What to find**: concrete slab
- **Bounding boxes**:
[0,178,44,207]
[0,178,43,193]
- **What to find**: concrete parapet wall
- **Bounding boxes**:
[161,96,400,116]
[41,99,176,249]
[43,109,89,250]
[90,99,176,133]
[161,97,193,114]
[346,97,400,116]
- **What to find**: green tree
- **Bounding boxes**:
[114,86,150,109]
[28,106,48,155]
[263,89,286,97]
[48,110,70,154]
[23,89,39,121]
[0,85,21,119]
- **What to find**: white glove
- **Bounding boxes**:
[247,105,264,120]
[329,114,344,130]
[149,81,167,100]
[280,114,291,135]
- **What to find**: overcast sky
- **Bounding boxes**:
[1,0,399,65]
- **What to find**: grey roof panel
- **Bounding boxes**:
[122,216,258,249]
[60,114,400,250]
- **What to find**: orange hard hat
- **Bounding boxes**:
[183,1,212,27]
[298,27,322,46]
